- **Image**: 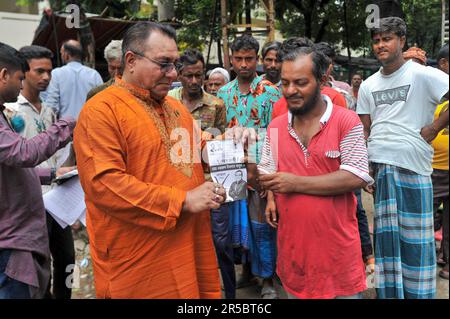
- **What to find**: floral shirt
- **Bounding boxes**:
[218,75,281,129]
[218,75,281,163]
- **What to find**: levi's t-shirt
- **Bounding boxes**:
[357,60,449,175]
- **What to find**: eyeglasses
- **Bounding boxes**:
[131,51,180,73]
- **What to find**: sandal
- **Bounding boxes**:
[437,252,446,267]
[261,286,279,299]
[439,264,449,280]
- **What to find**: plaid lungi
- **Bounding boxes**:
[373,164,436,299]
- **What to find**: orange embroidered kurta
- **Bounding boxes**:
[73,78,221,299]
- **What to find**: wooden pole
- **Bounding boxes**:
[72,0,96,68]
[206,0,218,67]
[267,0,275,42]
[221,0,230,70]
[343,0,352,83]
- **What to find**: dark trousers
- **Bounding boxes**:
[355,189,373,259]
[211,203,236,299]
[0,250,31,299]
[434,196,449,264]
[45,213,75,299]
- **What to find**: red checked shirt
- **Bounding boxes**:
[258,95,373,299]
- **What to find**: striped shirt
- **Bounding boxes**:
[259,94,373,185]
[258,95,373,298]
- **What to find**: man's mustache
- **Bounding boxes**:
[285,94,303,100]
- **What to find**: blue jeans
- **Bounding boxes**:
[0,250,31,299]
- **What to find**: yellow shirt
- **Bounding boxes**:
[432,101,449,170]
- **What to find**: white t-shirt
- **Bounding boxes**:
[357,60,449,176]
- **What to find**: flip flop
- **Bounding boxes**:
[261,286,279,299]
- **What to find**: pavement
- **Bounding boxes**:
[71,192,449,299]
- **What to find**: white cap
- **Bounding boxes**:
[209,67,230,83]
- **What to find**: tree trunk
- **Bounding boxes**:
[221,0,230,70]
[343,0,352,83]
[207,0,219,66]
[245,0,252,33]
[230,0,241,25]
[373,0,405,18]
[158,0,175,22]
[290,1,313,39]
[315,19,329,42]
[217,37,223,67]
[304,10,313,39]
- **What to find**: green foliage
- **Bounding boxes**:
[17,0,445,58]
[275,0,443,58]
[16,0,152,19]
[276,0,371,52]
[402,0,443,57]
[174,0,219,51]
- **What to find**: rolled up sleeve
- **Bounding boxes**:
[339,123,374,185]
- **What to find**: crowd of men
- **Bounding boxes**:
[0,16,448,299]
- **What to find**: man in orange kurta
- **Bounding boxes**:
[73,22,226,299]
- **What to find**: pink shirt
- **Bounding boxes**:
[259,96,371,298]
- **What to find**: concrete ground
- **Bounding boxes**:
[234,192,449,299]
[72,192,449,299]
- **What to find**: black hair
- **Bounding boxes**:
[122,21,177,61]
[437,44,449,62]
[276,37,314,62]
[261,41,282,59]
[0,42,29,73]
[351,72,363,79]
[179,48,204,71]
[62,40,83,60]
[370,17,407,39]
[314,42,336,61]
[19,45,53,61]
[230,34,259,55]
[279,42,329,83]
